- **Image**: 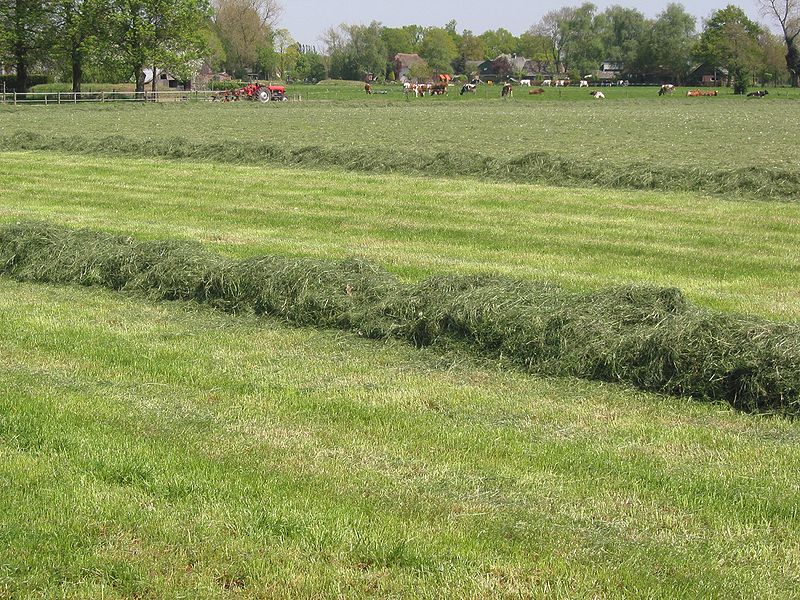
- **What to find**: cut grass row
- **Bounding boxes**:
[1,99,799,197]
[3,278,800,598]
[3,221,798,413]
[1,151,798,321]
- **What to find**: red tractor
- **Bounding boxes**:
[216,83,288,102]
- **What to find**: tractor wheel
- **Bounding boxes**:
[258,89,270,102]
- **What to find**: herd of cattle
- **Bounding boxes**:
[367,80,771,100]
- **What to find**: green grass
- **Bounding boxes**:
[3,279,800,599]
[3,95,799,198]
[2,94,800,597]
[1,151,798,320]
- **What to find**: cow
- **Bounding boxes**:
[501,83,514,97]
[687,89,718,97]
[529,88,545,95]
[554,79,568,87]
[364,83,372,95]
[520,79,531,86]
[590,90,605,99]
[747,89,769,97]
[430,82,448,95]
[579,80,589,87]
[460,83,477,95]
[541,79,552,87]
[658,84,675,96]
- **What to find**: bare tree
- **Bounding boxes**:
[759,0,800,86]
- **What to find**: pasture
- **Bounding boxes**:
[1,91,800,598]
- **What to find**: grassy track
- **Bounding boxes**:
[1,151,799,320]
[2,279,800,599]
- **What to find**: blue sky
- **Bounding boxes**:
[281,0,768,48]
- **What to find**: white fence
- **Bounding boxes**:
[0,90,220,105]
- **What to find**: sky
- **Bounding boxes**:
[280,0,769,49]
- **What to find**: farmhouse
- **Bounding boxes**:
[688,63,730,87]
[393,53,426,83]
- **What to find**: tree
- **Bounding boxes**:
[639,4,697,82]
[595,6,646,68]
[0,0,52,92]
[530,7,575,73]
[214,0,277,76]
[107,0,209,95]
[559,3,603,76]
[758,0,800,86]
[697,6,762,68]
[452,30,485,75]
[327,22,387,80]
[491,55,512,79]
[406,59,431,82]
[294,50,325,81]
[419,27,457,74]
[50,0,106,93]
[479,28,518,57]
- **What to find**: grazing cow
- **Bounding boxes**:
[431,82,448,95]
[590,90,605,99]
[501,83,513,97]
[554,79,568,87]
[687,89,718,97]
[520,79,531,86]
[541,79,552,86]
[658,84,675,96]
[579,80,589,87]
[747,89,768,97]
[364,83,372,95]
[460,83,477,95]
[529,88,545,95]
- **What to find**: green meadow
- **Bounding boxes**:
[1,92,799,598]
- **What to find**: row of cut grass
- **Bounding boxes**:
[1,99,799,197]
[1,151,798,320]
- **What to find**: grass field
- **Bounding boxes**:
[1,92,800,598]
[2,97,799,171]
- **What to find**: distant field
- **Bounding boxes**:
[1,96,798,173]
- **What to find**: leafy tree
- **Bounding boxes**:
[479,28,518,57]
[758,0,800,86]
[381,26,417,59]
[327,22,387,80]
[50,0,107,93]
[595,6,646,68]
[419,27,457,73]
[406,59,431,82]
[639,3,696,82]
[516,31,550,61]
[491,55,512,79]
[452,29,485,75]
[213,0,274,75]
[0,0,52,92]
[559,3,603,76]
[106,0,210,94]
[294,51,325,81]
[696,4,762,84]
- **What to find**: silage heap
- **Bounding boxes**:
[2,221,798,414]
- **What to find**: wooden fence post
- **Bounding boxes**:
[13,92,17,106]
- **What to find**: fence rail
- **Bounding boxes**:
[0,90,222,105]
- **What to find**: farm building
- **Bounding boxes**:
[143,68,190,90]
[688,64,730,87]
[393,53,426,83]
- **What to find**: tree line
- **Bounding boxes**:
[1,0,798,92]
